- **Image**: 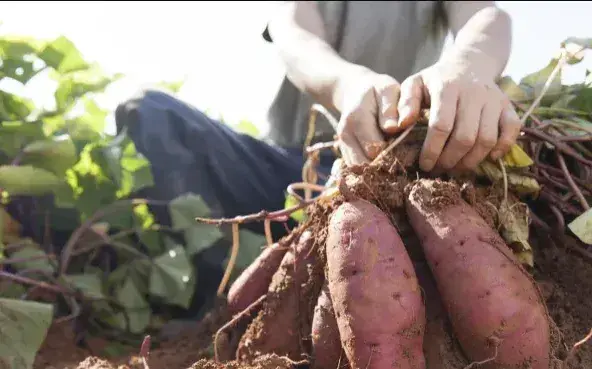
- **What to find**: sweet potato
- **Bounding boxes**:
[311,282,348,369]
[326,198,426,369]
[227,242,288,315]
[405,179,550,369]
[237,230,324,361]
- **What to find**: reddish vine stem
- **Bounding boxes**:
[557,152,590,210]
[196,197,317,226]
[214,295,267,362]
[522,127,592,167]
[0,270,71,295]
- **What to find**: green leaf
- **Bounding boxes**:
[8,239,55,274]
[63,273,104,299]
[53,68,120,113]
[498,76,530,101]
[234,120,260,137]
[156,79,186,93]
[169,193,211,230]
[0,165,62,196]
[21,137,78,176]
[562,37,592,50]
[0,91,34,121]
[519,59,563,103]
[149,245,194,309]
[113,277,150,334]
[184,223,223,256]
[38,36,88,74]
[0,298,54,369]
[0,121,46,157]
[568,207,592,245]
[569,87,592,114]
[284,194,306,222]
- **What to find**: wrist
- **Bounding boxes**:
[439,46,501,82]
[330,64,373,112]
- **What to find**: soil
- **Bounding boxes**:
[33,137,592,369]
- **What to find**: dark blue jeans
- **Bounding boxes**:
[115,89,335,240]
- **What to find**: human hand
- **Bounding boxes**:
[394,60,522,172]
[334,68,401,166]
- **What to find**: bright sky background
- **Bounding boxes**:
[1,1,591,135]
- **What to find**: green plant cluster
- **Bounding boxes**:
[0,34,266,368]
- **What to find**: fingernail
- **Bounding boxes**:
[420,159,435,172]
[398,107,410,125]
[383,118,398,130]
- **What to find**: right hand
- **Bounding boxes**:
[334,68,402,166]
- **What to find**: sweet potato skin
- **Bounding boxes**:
[237,230,324,361]
[311,282,348,369]
[405,179,550,369]
[326,199,426,369]
[227,242,288,315]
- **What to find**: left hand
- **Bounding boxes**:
[389,60,522,172]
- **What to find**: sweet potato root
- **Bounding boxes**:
[311,282,348,369]
[237,230,324,361]
[405,179,550,369]
[326,198,426,369]
[227,242,289,315]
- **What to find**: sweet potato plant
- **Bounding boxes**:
[192,38,592,369]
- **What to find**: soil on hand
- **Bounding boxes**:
[35,139,592,369]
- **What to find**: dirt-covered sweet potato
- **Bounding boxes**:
[237,230,324,361]
[227,242,288,315]
[405,179,550,369]
[311,282,348,369]
[326,198,426,369]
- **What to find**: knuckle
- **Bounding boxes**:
[479,134,497,150]
[431,120,452,135]
[454,133,477,149]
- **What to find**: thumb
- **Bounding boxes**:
[397,74,425,130]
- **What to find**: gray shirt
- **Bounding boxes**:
[264,1,450,149]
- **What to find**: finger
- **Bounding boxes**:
[376,83,401,134]
[458,100,501,170]
[419,84,458,172]
[490,105,522,160]
[347,109,386,160]
[437,87,485,170]
[397,74,425,131]
[337,118,369,166]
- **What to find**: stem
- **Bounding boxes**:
[519,55,567,126]
[0,270,70,295]
[59,198,168,275]
[217,223,240,296]
[557,153,590,210]
[306,140,338,154]
[196,196,324,226]
[522,127,592,167]
[214,295,266,363]
[371,122,417,165]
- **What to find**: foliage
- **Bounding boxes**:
[0,34,265,368]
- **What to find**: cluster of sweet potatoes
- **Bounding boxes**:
[224,178,552,369]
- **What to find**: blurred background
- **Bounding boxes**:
[2,1,591,136]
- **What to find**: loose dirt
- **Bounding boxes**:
[34,138,592,369]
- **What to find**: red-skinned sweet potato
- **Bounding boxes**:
[326,198,426,369]
[405,179,550,369]
[227,242,288,315]
[237,230,324,361]
[311,282,348,369]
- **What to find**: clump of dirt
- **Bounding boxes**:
[35,323,103,369]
